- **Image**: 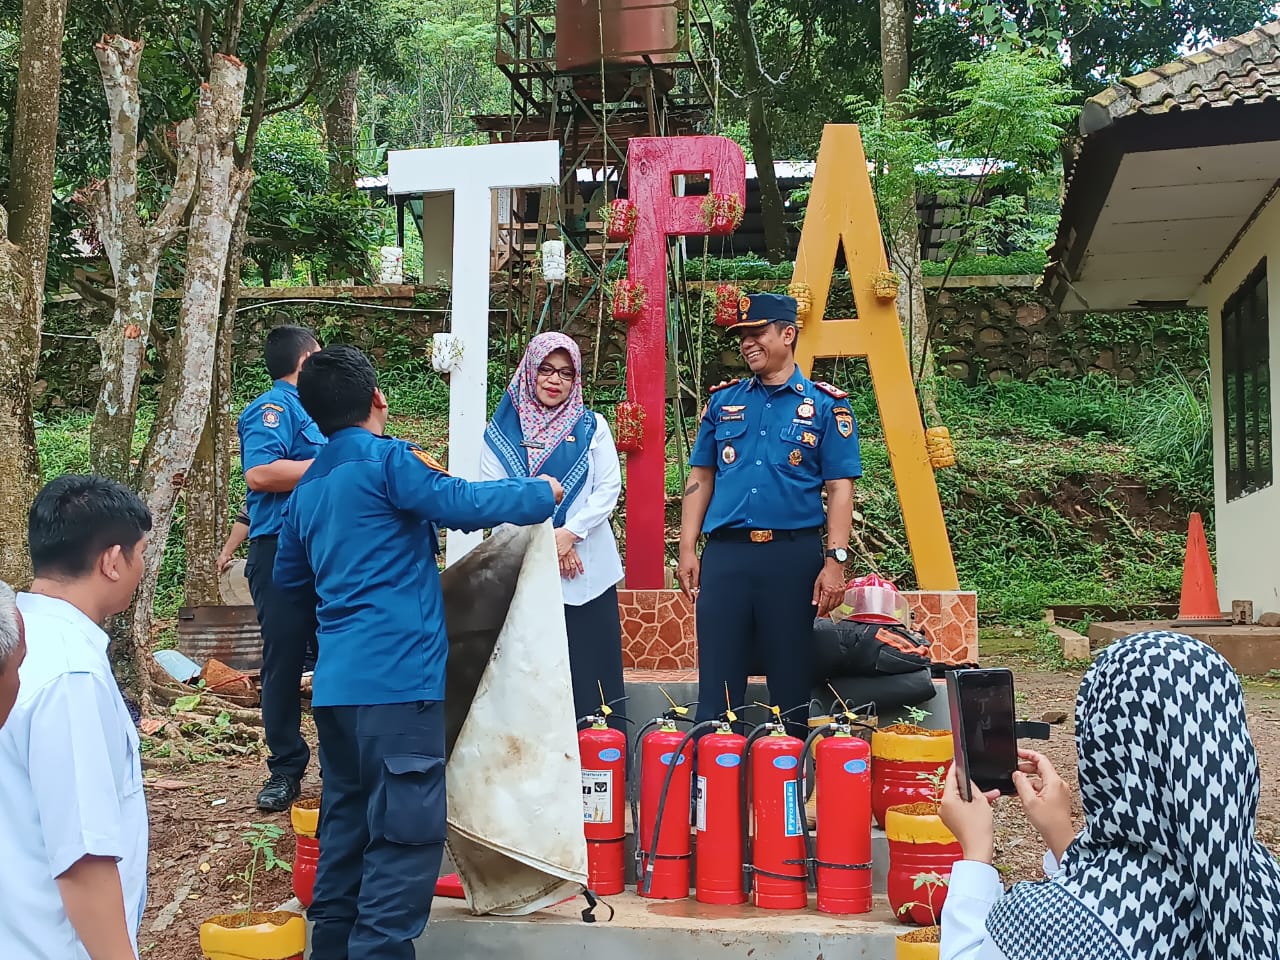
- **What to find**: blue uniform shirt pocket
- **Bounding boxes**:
[382,754,447,845]
[781,422,821,449]
[715,419,748,467]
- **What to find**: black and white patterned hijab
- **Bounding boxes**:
[987,630,1280,960]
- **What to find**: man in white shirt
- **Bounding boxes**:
[0,580,25,728]
[0,474,152,960]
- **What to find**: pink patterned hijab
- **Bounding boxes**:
[506,332,585,474]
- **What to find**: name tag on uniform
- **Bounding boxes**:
[792,418,814,426]
[718,413,745,422]
[520,440,546,450]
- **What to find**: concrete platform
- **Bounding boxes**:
[1088,620,1280,674]
[415,890,907,959]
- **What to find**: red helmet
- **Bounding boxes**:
[834,573,910,626]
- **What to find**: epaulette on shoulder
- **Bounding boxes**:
[708,378,741,395]
[814,381,848,399]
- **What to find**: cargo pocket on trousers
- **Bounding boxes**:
[382,754,447,845]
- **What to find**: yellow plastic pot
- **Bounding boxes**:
[199,911,306,960]
[896,927,941,959]
[290,798,320,839]
[870,725,953,827]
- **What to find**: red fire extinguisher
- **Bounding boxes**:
[747,724,808,909]
[637,717,694,900]
[695,721,747,905]
[579,713,626,896]
[814,726,873,913]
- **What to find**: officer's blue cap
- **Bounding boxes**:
[726,292,798,332]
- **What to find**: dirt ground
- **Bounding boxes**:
[135,651,1280,960]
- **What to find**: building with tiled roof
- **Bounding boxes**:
[1044,22,1280,616]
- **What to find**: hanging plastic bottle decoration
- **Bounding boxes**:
[610,278,647,324]
[541,240,567,283]
[714,283,742,326]
[702,193,745,236]
[604,199,639,241]
[787,281,813,328]
[614,401,646,453]
[431,332,465,374]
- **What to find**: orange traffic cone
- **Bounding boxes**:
[1173,513,1230,626]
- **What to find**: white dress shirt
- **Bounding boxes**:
[481,411,624,606]
[941,852,1061,960]
[0,593,149,960]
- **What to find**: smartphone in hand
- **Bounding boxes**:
[946,668,1019,801]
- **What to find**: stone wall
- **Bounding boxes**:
[35,278,1209,411]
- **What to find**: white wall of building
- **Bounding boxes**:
[1205,190,1280,615]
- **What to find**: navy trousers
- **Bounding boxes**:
[694,534,823,735]
[245,536,316,780]
[564,585,627,732]
[311,701,447,960]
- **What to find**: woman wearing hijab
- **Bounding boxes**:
[481,332,626,726]
[938,630,1280,960]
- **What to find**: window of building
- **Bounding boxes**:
[1222,258,1272,501]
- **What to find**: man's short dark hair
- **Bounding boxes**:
[264,325,319,380]
[29,475,152,578]
[297,345,378,436]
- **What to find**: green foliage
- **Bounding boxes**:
[919,252,1047,277]
[231,823,292,919]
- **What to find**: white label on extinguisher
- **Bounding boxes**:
[783,779,802,838]
[582,769,613,824]
[695,775,708,832]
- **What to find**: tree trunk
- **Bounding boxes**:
[184,198,250,607]
[727,0,788,262]
[323,67,360,192]
[879,0,938,420]
[85,37,199,482]
[128,54,250,711]
[0,0,69,587]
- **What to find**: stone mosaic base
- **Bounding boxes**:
[617,588,978,669]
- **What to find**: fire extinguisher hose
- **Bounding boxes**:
[738,721,780,896]
[639,720,718,896]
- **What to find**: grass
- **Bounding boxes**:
[34,360,1209,630]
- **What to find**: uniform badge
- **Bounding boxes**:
[796,400,815,419]
[262,409,280,428]
[835,409,854,438]
[411,448,449,473]
[800,430,818,447]
[723,405,745,413]
[789,449,803,466]
[738,295,751,314]
[722,444,737,465]
[794,383,805,394]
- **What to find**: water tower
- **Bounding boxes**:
[479,0,715,267]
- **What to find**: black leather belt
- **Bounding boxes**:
[708,526,822,543]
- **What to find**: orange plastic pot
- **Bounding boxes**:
[199,911,305,960]
[885,805,961,926]
[870,726,953,828]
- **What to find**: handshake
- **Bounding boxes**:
[536,475,565,504]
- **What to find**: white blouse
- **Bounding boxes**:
[480,412,624,607]
[941,852,1061,960]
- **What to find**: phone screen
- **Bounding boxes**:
[955,669,1018,795]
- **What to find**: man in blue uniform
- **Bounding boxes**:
[274,345,563,960]
[236,325,324,811]
[677,293,861,733]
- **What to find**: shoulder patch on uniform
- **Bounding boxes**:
[814,381,849,399]
[410,448,449,474]
[708,378,741,395]
[262,409,281,428]
[262,402,285,412]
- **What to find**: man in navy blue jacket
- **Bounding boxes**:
[275,345,562,960]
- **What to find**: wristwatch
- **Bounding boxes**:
[825,547,849,563]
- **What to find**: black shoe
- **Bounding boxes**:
[256,773,301,812]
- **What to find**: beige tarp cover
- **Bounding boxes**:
[444,521,589,915]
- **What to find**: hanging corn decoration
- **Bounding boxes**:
[702,193,745,236]
[873,269,901,301]
[610,278,647,324]
[604,199,639,241]
[925,426,956,469]
[788,281,813,327]
[714,283,741,326]
[614,401,646,453]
